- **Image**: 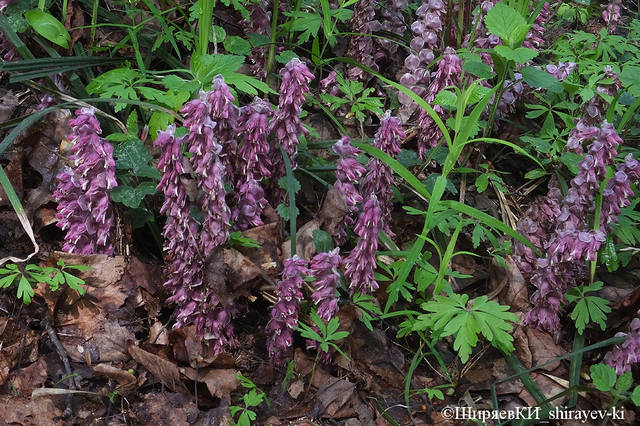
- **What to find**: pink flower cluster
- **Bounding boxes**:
[522,123,640,333]
[361,111,405,237]
[53,107,117,255]
[241,0,272,78]
[344,195,382,295]
[269,58,314,194]
[266,255,309,365]
[416,47,462,158]
[398,0,446,117]
[333,136,366,245]
[603,0,623,33]
[346,0,377,82]
[604,313,640,374]
[522,2,550,51]
[310,248,341,321]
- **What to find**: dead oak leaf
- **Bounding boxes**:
[180,367,239,401]
[127,341,189,394]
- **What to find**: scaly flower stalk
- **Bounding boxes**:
[398,0,446,120]
[181,84,231,256]
[310,248,342,321]
[241,0,272,78]
[601,154,640,230]
[53,107,117,255]
[566,67,621,153]
[416,47,462,158]
[603,0,623,33]
[604,314,640,374]
[344,195,381,295]
[208,75,240,168]
[269,58,314,199]
[346,0,377,82]
[333,136,366,245]
[522,2,550,51]
[375,0,407,60]
[266,255,309,365]
[524,123,630,333]
[233,98,273,230]
[361,111,405,237]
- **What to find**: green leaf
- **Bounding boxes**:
[0,273,19,288]
[602,235,619,272]
[632,386,640,406]
[484,3,528,47]
[110,182,157,209]
[462,60,494,79]
[475,173,489,193]
[590,363,616,392]
[521,66,563,94]
[62,271,85,294]
[620,65,640,97]
[616,371,633,393]
[113,138,162,180]
[494,46,538,63]
[25,9,70,48]
[559,151,582,174]
[223,35,251,56]
[149,111,174,141]
[312,229,334,253]
[16,274,34,304]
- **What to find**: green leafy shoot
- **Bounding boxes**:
[352,292,382,331]
[230,374,269,426]
[413,294,519,363]
[565,281,611,335]
[0,261,89,304]
[296,312,350,359]
[229,231,262,249]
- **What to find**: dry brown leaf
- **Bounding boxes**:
[488,256,531,312]
[131,392,197,426]
[224,248,264,290]
[10,357,48,397]
[181,367,239,401]
[525,328,565,372]
[314,378,355,418]
[0,394,62,426]
[127,341,189,394]
[92,363,137,396]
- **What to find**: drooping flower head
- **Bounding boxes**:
[416,47,461,158]
[53,107,117,255]
[344,194,381,295]
[604,313,640,374]
[266,255,310,365]
[361,111,405,237]
[310,248,342,321]
[333,136,366,244]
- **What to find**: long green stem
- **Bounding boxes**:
[266,0,280,78]
[567,330,585,408]
[483,62,511,137]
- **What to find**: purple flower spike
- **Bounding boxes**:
[604,313,640,374]
[237,97,273,181]
[601,155,640,229]
[53,107,117,255]
[333,136,366,244]
[266,255,310,365]
[181,87,231,256]
[241,0,272,78]
[361,111,405,237]
[310,248,342,321]
[522,2,550,51]
[155,125,203,296]
[416,47,461,158]
[344,195,381,295]
[346,0,377,81]
[603,0,623,33]
[232,179,268,231]
[269,58,314,200]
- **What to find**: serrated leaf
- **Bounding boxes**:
[25,9,70,48]
[632,386,640,406]
[616,371,632,392]
[590,363,616,392]
[113,139,162,179]
[521,66,563,94]
[223,35,252,56]
[462,60,494,79]
[111,182,157,208]
[484,3,527,46]
[494,46,538,63]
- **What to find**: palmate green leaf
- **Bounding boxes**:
[0,273,19,288]
[17,274,34,304]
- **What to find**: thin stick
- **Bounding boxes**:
[43,318,75,419]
